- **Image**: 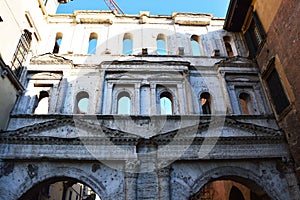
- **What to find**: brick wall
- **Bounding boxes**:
[256,0,300,175]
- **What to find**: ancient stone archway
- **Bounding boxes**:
[189,166,284,200]
[12,164,119,200]
[19,177,99,200]
[170,162,294,200]
[190,180,267,200]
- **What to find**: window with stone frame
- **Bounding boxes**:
[190,35,201,56]
[264,61,290,115]
[88,32,98,54]
[34,90,49,114]
[31,84,53,114]
[223,36,234,57]
[200,92,212,114]
[14,72,63,114]
[238,92,254,115]
[122,33,133,54]
[160,91,173,115]
[103,68,185,115]
[157,84,179,115]
[225,73,268,115]
[117,91,131,115]
[244,12,266,58]
[75,91,89,114]
[53,32,63,54]
[156,33,167,55]
[11,29,32,78]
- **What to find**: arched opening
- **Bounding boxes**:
[223,36,234,57]
[190,179,271,200]
[239,92,253,115]
[88,32,98,54]
[75,92,89,114]
[34,90,49,114]
[157,33,167,55]
[122,33,133,54]
[19,177,101,200]
[200,92,211,114]
[53,32,63,54]
[229,186,245,200]
[117,92,131,114]
[191,35,201,56]
[160,92,173,115]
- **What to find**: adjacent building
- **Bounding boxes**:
[224,0,300,178]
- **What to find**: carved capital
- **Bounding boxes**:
[125,159,140,173]
[157,164,171,178]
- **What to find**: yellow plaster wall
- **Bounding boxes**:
[252,0,283,32]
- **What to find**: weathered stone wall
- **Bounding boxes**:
[1,3,300,199]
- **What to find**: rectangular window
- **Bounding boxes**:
[11,30,31,78]
[265,65,290,115]
[244,12,266,58]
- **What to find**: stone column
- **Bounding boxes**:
[105,82,113,114]
[150,83,156,115]
[158,166,171,200]
[253,83,266,114]
[125,159,139,200]
[183,74,194,114]
[49,83,59,113]
[134,83,140,115]
[226,84,236,114]
[55,78,68,113]
[125,172,138,200]
[177,83,185,114]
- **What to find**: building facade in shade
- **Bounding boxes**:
[0,0,299,200]
[224,0,300,178]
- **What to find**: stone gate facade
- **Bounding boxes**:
[0,4,299,200]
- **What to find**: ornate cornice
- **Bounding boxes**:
[30,53,73,65]
[1,115,284,146]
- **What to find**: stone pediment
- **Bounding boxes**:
[151,117,283,143]
[0,116,283,145]
[30,53,73,65]
[101,60,190,72]
[1,118,140,140]
[216,57,256,68]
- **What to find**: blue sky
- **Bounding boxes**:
[57,0,230,18]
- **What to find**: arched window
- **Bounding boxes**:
[88,32,98,54]
[75,92,89,114]
[200,92,211,114]
[160,92,173,115]
[156,34,167,55]
[122,33,133,54]
[223,36,234,57]
[239,92,253,114]
[191,35,201,56]
[229,186,245,200]
[34,91,49,114]
[53,32,63,54]
[117,92,131,114]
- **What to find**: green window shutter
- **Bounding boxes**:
[252,12,266,40]
[244,30,256,58]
